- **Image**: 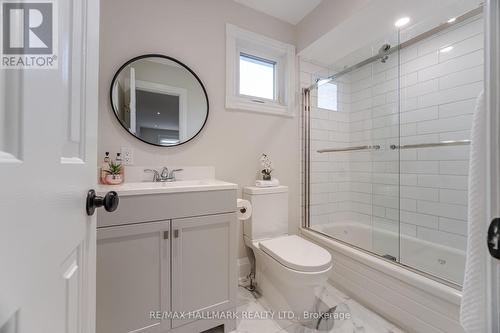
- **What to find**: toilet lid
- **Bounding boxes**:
[259,235,332,272]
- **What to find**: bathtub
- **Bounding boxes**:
[311,222,465,284]
[300,226,465,333]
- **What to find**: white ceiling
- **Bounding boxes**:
[234,0,323,25]
[299,0,482,68]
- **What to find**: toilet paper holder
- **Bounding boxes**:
[237,198,252,221]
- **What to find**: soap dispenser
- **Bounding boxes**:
[100,152,110,184]
[116,152,125,181]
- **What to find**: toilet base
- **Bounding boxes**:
[254,249,330,324]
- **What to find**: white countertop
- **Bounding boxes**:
[96,179,238,196]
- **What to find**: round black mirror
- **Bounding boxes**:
[110,54,209,147]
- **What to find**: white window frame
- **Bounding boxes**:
[226,24,295,117]
[238,52,277,101]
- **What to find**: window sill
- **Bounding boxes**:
[226,96,295,118]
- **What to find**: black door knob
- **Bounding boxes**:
[488,218,500,260]
[86,190,119,216]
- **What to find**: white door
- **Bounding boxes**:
[486,0,500,331]
[0,1,101,333]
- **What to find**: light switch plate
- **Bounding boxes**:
[120,147,134,165]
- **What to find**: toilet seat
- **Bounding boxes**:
[259,235,332,273]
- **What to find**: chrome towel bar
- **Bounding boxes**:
[317,140,471,153]
[317,145,381,153]
[390,140,471,150]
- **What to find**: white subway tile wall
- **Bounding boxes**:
[301,15,483,284]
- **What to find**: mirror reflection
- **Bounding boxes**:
[110,55,208,146]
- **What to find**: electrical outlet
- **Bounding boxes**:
[120,147,134,165]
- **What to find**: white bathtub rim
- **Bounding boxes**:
[300,227,462,306]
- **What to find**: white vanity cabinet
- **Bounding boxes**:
[96,186,238,333]
[171,214,237,328]
[96,220,170,333]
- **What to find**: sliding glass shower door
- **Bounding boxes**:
[304,5,483,286]
[306,33,401,261]
[397,7,483,284]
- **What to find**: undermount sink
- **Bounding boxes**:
[97,179,237,196]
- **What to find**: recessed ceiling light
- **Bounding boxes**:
[447,17,456,23]
[157,112,161,115]
[394,17,410,28]
[440,46,454,53]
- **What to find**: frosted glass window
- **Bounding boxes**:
[317,79,338,111]
[239,53,276,100]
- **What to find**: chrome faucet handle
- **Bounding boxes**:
[168,169,183,181]
[144,169,160,182]
[160,167,169,181]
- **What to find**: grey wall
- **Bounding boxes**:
[136,90,179,132]
[99,0,300,258]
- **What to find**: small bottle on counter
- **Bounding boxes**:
[100,152,110,184]
[115,152,125,182]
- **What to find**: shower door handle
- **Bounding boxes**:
[488,218,500,260]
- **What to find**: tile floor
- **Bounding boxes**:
[206,283,404,333]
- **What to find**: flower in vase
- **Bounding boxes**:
[260,153,273,180]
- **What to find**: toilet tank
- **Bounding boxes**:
[243,186,288,241]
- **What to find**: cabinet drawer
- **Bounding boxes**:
[97,189,236,227]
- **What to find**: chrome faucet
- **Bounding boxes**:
[167,168,183,181]
[160,167,169,181]
[144,167,183,182]
[144,169,160,182]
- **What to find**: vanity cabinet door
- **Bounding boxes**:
[171,213,237,328]
[96,220,171,333]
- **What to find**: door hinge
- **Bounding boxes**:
[163,231,169,240]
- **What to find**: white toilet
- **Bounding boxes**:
[243,185,332,321]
